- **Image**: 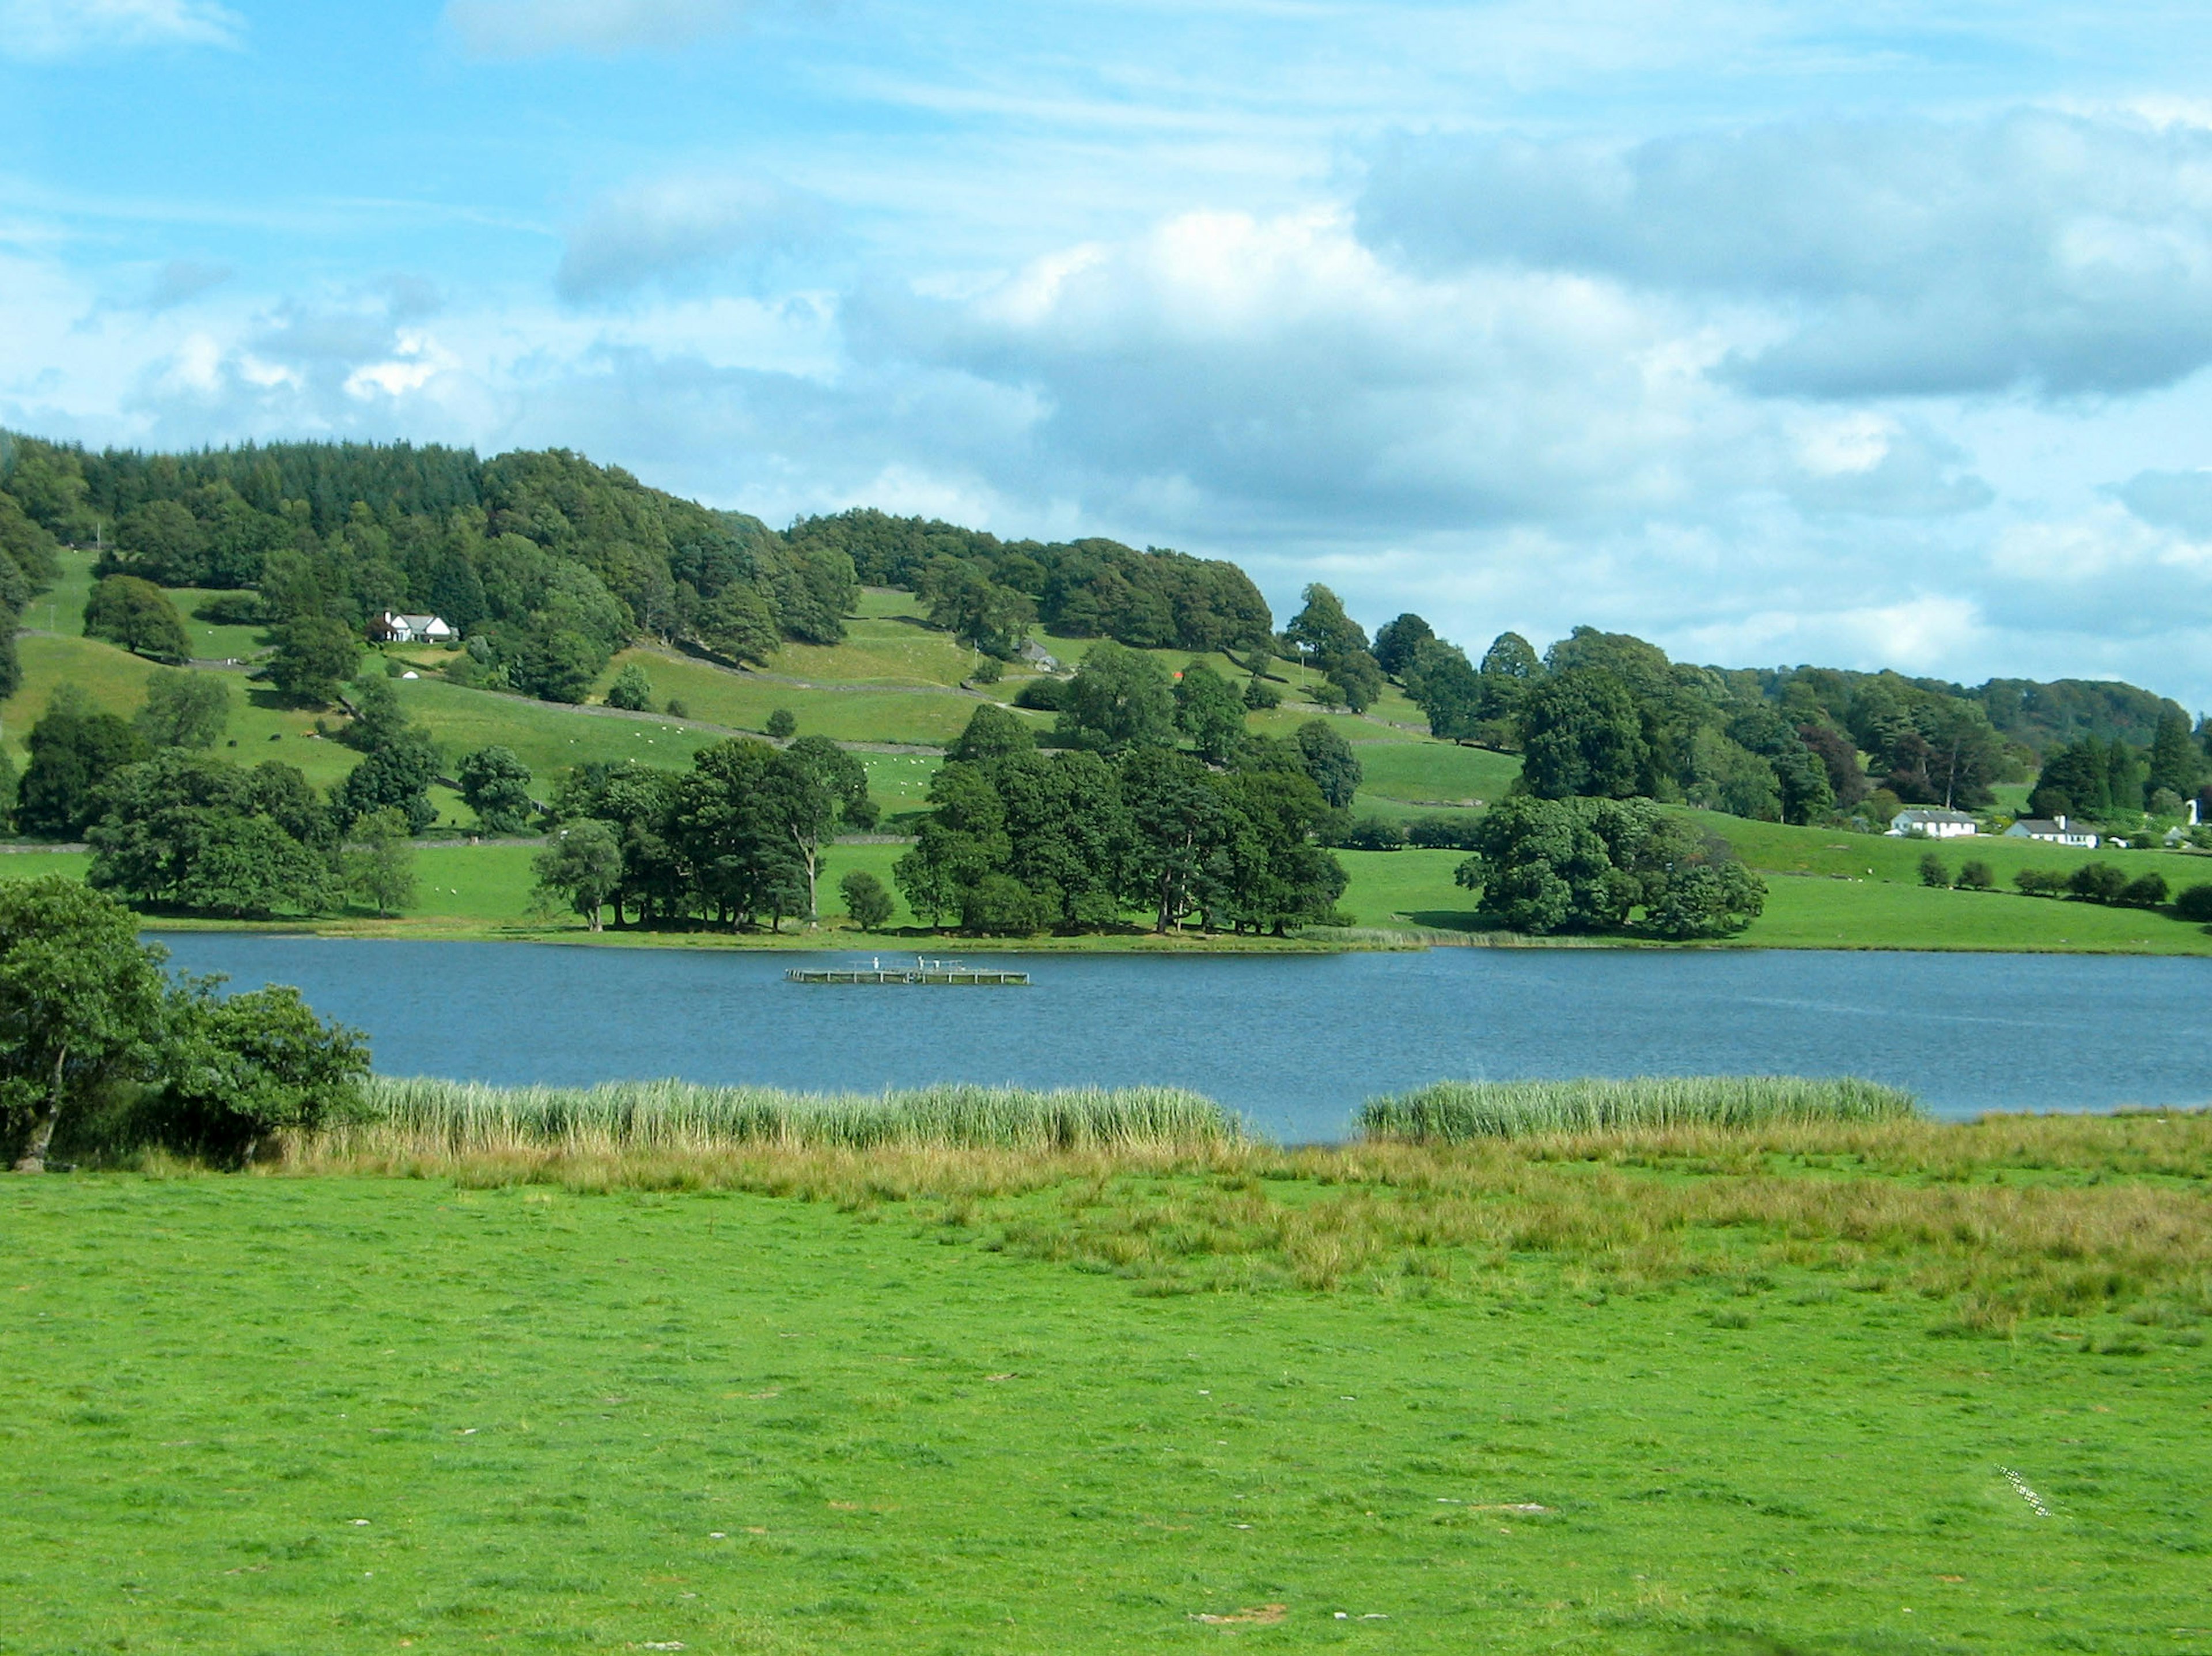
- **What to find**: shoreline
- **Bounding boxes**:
[132,913,2212,957]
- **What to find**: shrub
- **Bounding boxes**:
[1918,852,1948,888]
[2119,872,2171,908]
[2175,883,2212,923]
[1335,816,1408,851]
[968,655,1003,685]
[604,663,653,711]
[193,591,264,626]
[1013,676,1069,712]
[2069,862,2128,903]
[1955,859,1994,891]
[1406,815,1479,850]
[665,698,690,719]
[1243,678,1282,711]
[2014,868,2069,897]
[839,869,894,931]
[765,708,797,740]
[961,874,1052,936]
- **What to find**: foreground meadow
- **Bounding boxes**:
[6,1108,2210,1654]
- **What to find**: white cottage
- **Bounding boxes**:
[369,611,456,644]
[1888,808,1980,839]
[2005,814,2100,849]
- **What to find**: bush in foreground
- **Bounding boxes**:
[1357,1074,1921,1141]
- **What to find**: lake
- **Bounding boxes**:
[157,937,2212,1140]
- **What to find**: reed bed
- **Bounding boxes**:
[1358,1074,1921,1141]
[343,1076,1241,1156]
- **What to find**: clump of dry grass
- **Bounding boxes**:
[277,1104,2212,1335]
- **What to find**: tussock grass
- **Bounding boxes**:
[339,1075,1240,1156]
[282,1098,2212,1336]
[1358,1074,1921,1140]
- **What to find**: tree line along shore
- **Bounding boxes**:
[2,431,2210,950]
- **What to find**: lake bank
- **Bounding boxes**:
[12,834,2212,954]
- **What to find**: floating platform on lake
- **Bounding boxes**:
[785,958,1030,986]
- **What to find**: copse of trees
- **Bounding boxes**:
[889,689,1357,936]
[787,507,1274,656]
[2027,713,2204,825]
[1453,796,1766,940]
[540,736,880,932]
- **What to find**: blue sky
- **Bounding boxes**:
[6,1,2212,705]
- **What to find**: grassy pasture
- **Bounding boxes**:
[589,648,1017,747]
[7,1110,2211,1653]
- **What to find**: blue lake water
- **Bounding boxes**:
[156,936,2212,1141]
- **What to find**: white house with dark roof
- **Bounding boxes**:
[1888,807,1979,839]
[2005,814,2100,849]
[369,611,456,644]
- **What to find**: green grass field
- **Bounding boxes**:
[6,1116,2209,1654]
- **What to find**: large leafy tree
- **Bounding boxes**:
[1173,660,1248,765]
[1403,640,1484,743]
[1055,641,1176,753]
[0,878,168,1173]
[457,745,535,834]
[1455,795,1627,935]
[84,575,190,663]
[1291,719,1362,810]
[1119,746,1225,932]
[267,615,359,705]
[533,819,624,931]
[1517,668,1647,800]
[133,668,232,750]
[894,761,1011,925]
[88,751,338,918]
[16,694,151,839]
[1370,613,1435,679]
[770,736,876,917]
[948,703,1036,764]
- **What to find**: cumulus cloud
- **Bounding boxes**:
[1358,109,2212,399]
[445,0,752,56]
[556,175,836,303]
[0,0,240,56]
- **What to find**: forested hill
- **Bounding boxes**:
[0,433,1270,705]
[0,431,2185,761]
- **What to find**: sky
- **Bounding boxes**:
[5,2,2212,706]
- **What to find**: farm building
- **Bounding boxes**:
[369,611,456,644]
[2006,815,2101,849]
[1888,808,1979,839]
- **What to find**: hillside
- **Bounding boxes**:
[6,557,2211,952]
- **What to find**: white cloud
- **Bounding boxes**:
[1357,109,2212,399]
[444,0,752,56]
[0,0,240,57]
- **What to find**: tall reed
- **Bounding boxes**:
[343,1076,1240,1156]
[1358,1074,1921,1141]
